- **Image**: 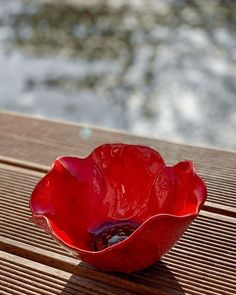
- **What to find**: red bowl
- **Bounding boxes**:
[30,144,207,272]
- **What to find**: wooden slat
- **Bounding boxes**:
[0,238,184,295]
[0,163,235,295]
[0,251,132,295]
[1,154,235,219]
[0,111,235,216]
[1,112,235,167]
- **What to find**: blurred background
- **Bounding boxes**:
[0,0,235,150]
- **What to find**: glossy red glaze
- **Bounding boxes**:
[30,144,207,272]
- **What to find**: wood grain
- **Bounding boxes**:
[0,251,132,295]
[0,112,236,217]
[0,111,236,295]
[0,162,235,295]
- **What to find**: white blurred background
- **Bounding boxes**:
[0,0,235,150]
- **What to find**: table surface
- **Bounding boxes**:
[0,111,235,295]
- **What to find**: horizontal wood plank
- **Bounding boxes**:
[0,112,236,216]
[0,251,133,295]
[0,162,235,295]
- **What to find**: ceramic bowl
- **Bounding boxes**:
[30,144,207,272]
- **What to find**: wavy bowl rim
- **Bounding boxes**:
[29,143,207,256]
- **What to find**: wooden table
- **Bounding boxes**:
[0,111,235,295]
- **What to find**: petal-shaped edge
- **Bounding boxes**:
[30,154,107,251]
[171,160,207,214]
[30,143,166,226]
[30,144,207,272]
[147,160,207,217]
[91,143,166,221]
